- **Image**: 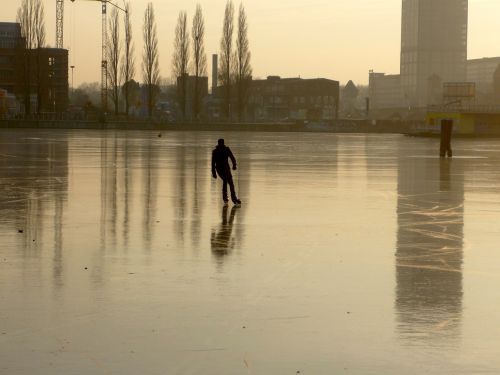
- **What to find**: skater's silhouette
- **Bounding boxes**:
[212,139,241,205]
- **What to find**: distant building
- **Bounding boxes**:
[176,74,209,120]
[0,88,19,117]
[368,72,404,111]
[467,57,500,102]
[247,76,339,122]
[340,80,361,118]
[0,22,22,95]
[343,80,359,100]
[31,48,69,113]
[400,0,468,108]
[0,22,69,113]
[369,0,469,118]
[0,22,22,49]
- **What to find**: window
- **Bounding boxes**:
[0,69,14,79]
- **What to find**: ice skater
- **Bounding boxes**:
[212,139,242,205]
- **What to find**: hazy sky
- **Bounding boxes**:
[3,0,500,86]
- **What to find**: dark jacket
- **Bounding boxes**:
[212,145,237,177]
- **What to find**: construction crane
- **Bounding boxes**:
[56,0,127,112]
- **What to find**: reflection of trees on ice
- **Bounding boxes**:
[0,131,69,290]
[211,205,239,263]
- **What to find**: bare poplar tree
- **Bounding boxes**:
[34,0,45,115]
[219,0,234,121]
[172,11,190,120]
[121,1,135,117]
[17,0,45,115]
[235,3,252,122]
[17,0,34,115]
[192,4,207,121]
[142,2,160,118]
[107,7,121,116]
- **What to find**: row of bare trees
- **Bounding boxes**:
[219,1,252,121]
[171,1,252,122]
[172,11,191,120]
[106,1,160,118]
[172,4,207,119]
[118,1,252,121]
[107,8,121,116]
[192,6,207,121]
[18,0,251,121]
[171,6,207,122]
[142,3,160,118]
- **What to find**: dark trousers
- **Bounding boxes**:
[218,170,237,202]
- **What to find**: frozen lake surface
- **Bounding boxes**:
[1,129,500,374]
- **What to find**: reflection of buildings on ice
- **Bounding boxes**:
[0,131,68,285]
[396,157,464,342]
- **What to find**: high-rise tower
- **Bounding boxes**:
[400,0,468,107]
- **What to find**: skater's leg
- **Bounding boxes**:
[440,139,446,158]
[222,178,229,203]
[228,175,236,201]
[446,135,453,158]
[227,175,241,204]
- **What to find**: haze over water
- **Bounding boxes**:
[1,130,500,374]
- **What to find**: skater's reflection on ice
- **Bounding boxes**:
[211,205,239,265]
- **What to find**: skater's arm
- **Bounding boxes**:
[228,148,237,170]
[211,150,217,178]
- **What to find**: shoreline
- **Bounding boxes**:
[2,120,500,138]
[0,119,413,134]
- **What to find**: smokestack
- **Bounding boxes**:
[212,54,218,95]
